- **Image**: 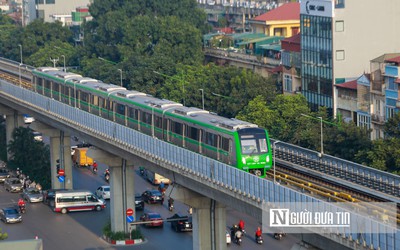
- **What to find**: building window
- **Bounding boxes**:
[46,0,55,3]
[357,114,370,130]
[335,0,345,8]
[336,50,345,60]
[283,74,292,92]
[386,107,395,120]
[335,21,344,32]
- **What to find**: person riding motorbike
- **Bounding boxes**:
[168,197,174,211]
[255,227,263,243]
[16,168,21,178]
[18,198,26,213]
[92,161,98,173]
[238,219,245,232]
[104,168,110,182]
[234,228,243,244]
[158,181,165,194]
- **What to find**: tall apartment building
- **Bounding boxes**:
[300,0,400,116]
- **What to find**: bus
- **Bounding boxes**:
[54,190,106,214]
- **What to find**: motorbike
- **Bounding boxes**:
[139,167,144,176]
[92,167,98,174]
[235,234,242,245]
[255,235,263,244]
[168,200,174,211]
[19,204,26,214]
[274,232,286,240]
[104,172,110,182]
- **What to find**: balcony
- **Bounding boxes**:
[371,114,385,124]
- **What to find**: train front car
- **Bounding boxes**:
[235,127,272,178]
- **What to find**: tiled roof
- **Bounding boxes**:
[252,3,300,22]
[336,80,357,90]
[385,55,400,64]
[282,33,301,44]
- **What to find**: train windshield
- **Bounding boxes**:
[240,134,268,155]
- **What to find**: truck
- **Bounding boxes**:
[144,169,171,185]
[72,147,94,168]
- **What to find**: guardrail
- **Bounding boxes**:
[0,80,398,249]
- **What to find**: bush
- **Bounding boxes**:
[102,220,143,241]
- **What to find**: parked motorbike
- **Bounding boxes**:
[19,204,26,214]
[274,232,286,240]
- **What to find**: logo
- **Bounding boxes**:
[270,208,350,228]
[305,1,310,14]
[253,156,259,162]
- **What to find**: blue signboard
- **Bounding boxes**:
[126,215,134,223]
[58,175,65,182]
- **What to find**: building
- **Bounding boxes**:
[22,0,92,26]
[249,2,300,37]
[280,33,301,95]
[300,0,400,116]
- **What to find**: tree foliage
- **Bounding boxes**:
[384,112,400,138]
[7,127,51,190]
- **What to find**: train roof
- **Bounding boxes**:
[171,106,258,131]
[110,91,183,110]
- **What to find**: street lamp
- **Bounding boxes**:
[273,140,280,184]
[61,55,66,72]
[301,114,324,157]
[18,44,22,64]
[117,69,123,87]
[199,89,205,110]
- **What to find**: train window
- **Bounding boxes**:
[221,137,230,151]
[99,97,105,109]
[171,121,182,135]
[154,116,162,128]
[186,126,199,140]
[116,103,125,115]
[240,137,258,154]
[128,108,136,120]
[259,138,268,152]
[81,92,88,103]
[205,132,217,147]
[45,79,51,90]
[142,112,151,125]
[92,95,99,106]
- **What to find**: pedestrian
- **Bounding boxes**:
[188,206,193,215]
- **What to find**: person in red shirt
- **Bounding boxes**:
[18,198,25,210]
[92,161,98,172]
[238,219,245,231]
[255,227,262,237]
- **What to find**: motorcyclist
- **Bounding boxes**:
[92,161,98,173]
[234,228,243,243]
[255,227,262,238]
[159,181,165,192]
[16,168,21,178]
[168,197,174,211]
[18,198,26,212]
[238,219,245,232]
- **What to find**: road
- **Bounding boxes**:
[0,160,299,249]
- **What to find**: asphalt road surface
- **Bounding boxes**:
[0,160,299,249]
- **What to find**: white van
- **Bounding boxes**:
[54,190,106,214]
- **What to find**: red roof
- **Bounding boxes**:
[281,33,301,52]
[336,80,357,90]
[385,56,400,64]
[252,3,300,22]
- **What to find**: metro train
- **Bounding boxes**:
[31,67,273,177]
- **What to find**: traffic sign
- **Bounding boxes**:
[58,169,65,176]
[126,215,134,223]
[58,175,65,182]
[126,208,134,216]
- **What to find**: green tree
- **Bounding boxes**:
[7,128,51,189]
[384,112,400,138]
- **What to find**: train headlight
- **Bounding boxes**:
[266,155,270,162]
[242,157,246,164]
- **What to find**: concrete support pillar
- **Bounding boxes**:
[167,185,227,250]
[86,148,135,234]
[35,122,73,190]
[49,136,61,189]
[0,106,23,161]
[110,164,124,232]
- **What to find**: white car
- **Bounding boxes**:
[33,131,43,142]
[23,115,35,124]
[96,186,110,199]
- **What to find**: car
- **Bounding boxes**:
[33,131,43,142]
[0,207,22,224]
[96,186,110,199]
[4,178,23,192]
[135,193,144,210]
[22,187,43,203]
[167,213,193,232]
[141,190,163,204]
[140,212,163,227]
[0,168,10,183]
[43,188,69,206]
[23,114,35,124]
[226,230,231,245]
